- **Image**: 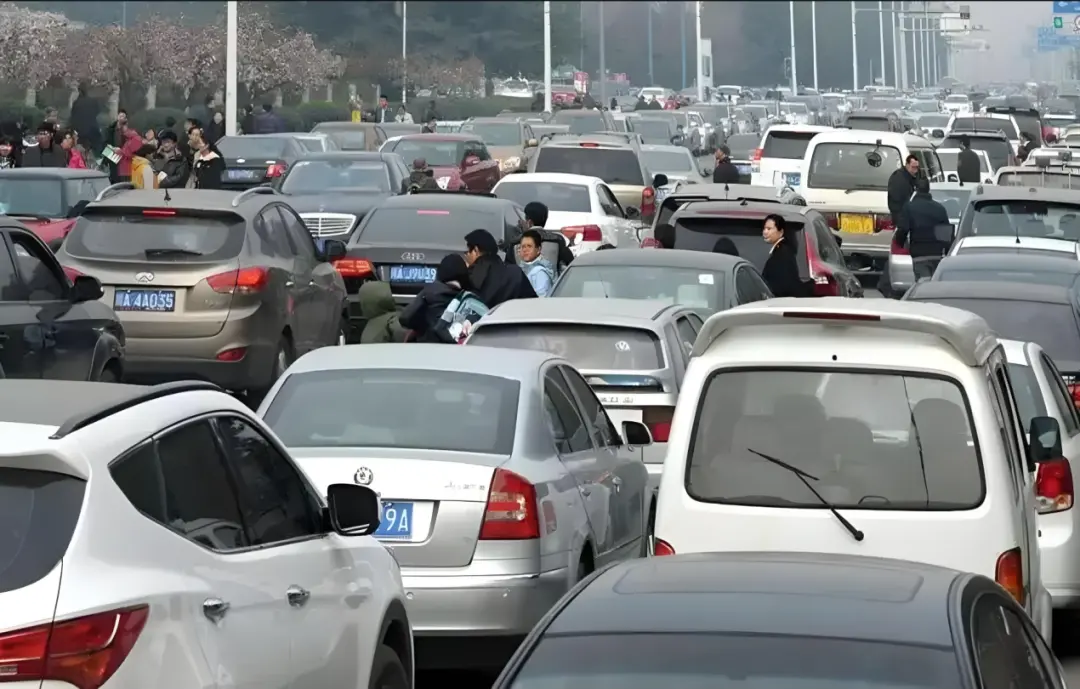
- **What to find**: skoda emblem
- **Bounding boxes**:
[135,272,155,283]
[354,467,374,486]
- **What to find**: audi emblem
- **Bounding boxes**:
[135,272,155,283]
[401,252,425,262]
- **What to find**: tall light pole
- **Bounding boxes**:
[543,1,552,112]
[695,1,704,102]
[892,1,900,88]
[789,1,797,93]
[647,4,655,85]
[225,0,238,136]
[878,1,886,85]
[599,2,606,107]
[811,2,819,90]
[930,17,938,84]
[851,1,859,90]
[681,4,687,89]
[401,1,408,104]
[899,2,909,88]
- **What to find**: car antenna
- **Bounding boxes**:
[724,182,730,200]
[163,187,172,205]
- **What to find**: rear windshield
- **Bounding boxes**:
[458,122,523,146]
[0,468,85,593]
[216,137,288,159]
[807,143,901,191]
[934,266,1080,288]
[323,130,367,149]
[917,114,950,129]
[672,217,805,273]
[997,171,1080,191]
[687,370,983,510]
[950,117,1019,139]
[552,112,607,135]
[762,131,817,160]
[263,369,519,455]
[494,181,591,213]
[65,213,246,262]
[945,95,970,103]
[356,207,497,245]
[961,200,1080,243]
[843,116,893,132]
[631,119,676,142]
[724,135,760,160]
[642,150,695,173]
[552,265,725,310]
[937,151,989,174]
[929,188,973,218]
[940,136,1011,170]
[0,178,65,217]
[1009,362,1048,430]
[467,324,664,371]
[534,148,645,186]
[282,160,390,194]
[385,139,464,167]
[297,137,330,152]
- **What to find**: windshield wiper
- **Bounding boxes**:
[144,248,205,258]
[746,448,865,542]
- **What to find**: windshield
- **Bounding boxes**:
[458,122,523,146]
[263,369,518,454]
[66,213,246,262]
[807,143,900,191]
[216,137,288,159]
[687,369,982,509]
[963,200,1080,242]
[929,188,972,218]
[642,150,695,172]
[843,116,893,132]
[534,148,645,185]
[281,160,390,194]
[552,265,725,309]
[467,324,664,370]
[934,265,1080,288]
[356,207,496,245]
[762,131,817,160]
[510,633,961,689]
[553,112,607,134]
[940,136,1011,170]
[917,114,950,128]
[385,139,463,167]
[631,119,675,142]
[997,171,1080,190]
[907,101,940,113]
[725,136,760,160]
[494,181,592,213]
[0,178,64,217]
[950,117,1019,140]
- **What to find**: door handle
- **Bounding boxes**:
[285,280,295,288]
[286,585,311,607]
[202,598,230,622]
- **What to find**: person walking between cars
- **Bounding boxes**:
[712,145,740,184]
[400,254,476,343]
[150,131,190,188]
[407,158,441,192]
[524,201,574,270]
[60,129,87,169]
[887,154,919,225]
[894,176,951,280]
[761,213,809,298]
[374,96,392,123]
[464,228,536,307]
[518,229,555,297]
[956,136,981,184]
[253,104,286,134]
[358,281,409,344]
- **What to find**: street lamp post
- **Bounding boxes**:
[811,1,819,90]
[544,1,552,113]
[695,1,704,102]
[878,1,886,85]
[851,1,859,90]
[789,1,797,93]
[401,1,408,104]
[225,0,238,136]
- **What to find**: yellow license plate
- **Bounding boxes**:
[839,213,875,234]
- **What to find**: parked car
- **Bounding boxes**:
[0,168,111,248]
[215,135,310,190]
[380,134,502,192]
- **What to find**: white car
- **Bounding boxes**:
[492,172,641,253]
[948,236,1080,259]
[887,181,974,296]
[653,298,1055,642]
[936,147,995,184]
[749,124,832,189]
[0,380,411,689]
[942,94,973,115]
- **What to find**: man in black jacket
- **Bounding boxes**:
[150,131,190,188]
[887,154,919,224]
[712,145,741,183]
[22,123,69,167]
[894,176,951,279]
[464,229,536,307]
[956,136,981,184]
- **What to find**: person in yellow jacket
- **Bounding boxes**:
[130,143,160,189]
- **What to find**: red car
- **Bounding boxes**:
[0,168,113,249]
[380,134,502,192]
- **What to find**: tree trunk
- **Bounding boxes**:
[24,88,35,108]
[302,86,311,103]
[108,84,121,121]
[213,89,223,108]
[273,89,283,108]
[145,84,158,110]
[325,83,333,102]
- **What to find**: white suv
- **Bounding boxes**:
[654,298,1056,641]
[0,380,412,689]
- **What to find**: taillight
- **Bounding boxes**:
[751,148,763,162]
[266,163,286,178]
[641,237,662,248]
[560,225,604,245]
[890,236,910,256]
[875,216,895,232]
[0,605,149,689]
[995,548,1024,605]
[641,187,656,217]
[479,468,540,540]
[333,258,374,278]
[216,347,248,362]
[205,266,269,294]
[821,211,839,230]
[653,539,676,556]
[62,266,85,282]
[643,406,673,443]
[805,232,839,297]
[1035,458,1074,514]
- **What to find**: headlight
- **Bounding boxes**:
[436,176,451,189]
[500,157,521,171]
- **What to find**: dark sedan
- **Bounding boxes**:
[494,552,1063,689]
[930,253,1080,288]
[215,135,309,190]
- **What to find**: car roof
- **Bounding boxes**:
[847,109,896,118]
[810,129,933,147]
[494,172,603,186]
[290,151,397,162]
[481,297,676,326]
[0,168,108,179]
[376,192,512,210]
[282,343,555,382]
[761,124,834,134]
[0,380,153,430]
[967,184,1080,204]
[908,280,1075,305]
[394,133,475,142]
[999,338,1032,365]
[566,248,747,270]
[641,144,692,154]
[86,188,275,214]
[938,252,1080,274]
[955,236,1079,254]
[929,181,977,191]
[943,130,1008,140]
[466,117,524,125]
[549,552,959,647]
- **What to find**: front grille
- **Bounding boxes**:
[300,213,357,237]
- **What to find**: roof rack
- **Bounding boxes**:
[409,189,497,198]
[94,182,134,202]
[231,186,279,207]
[50,381,224,439]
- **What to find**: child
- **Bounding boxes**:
[130,143,159,189]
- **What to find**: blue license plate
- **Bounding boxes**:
[375,502,413,540]
[783,172,801,186]
[390,265,436,283]
[227,169,258,180]
[736,164,751,174]
[114,289,176,312]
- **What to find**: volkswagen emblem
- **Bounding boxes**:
[135,272,155,283]
[401,252,425,261]
[354,467,374,486]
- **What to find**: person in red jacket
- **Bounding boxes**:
[114,121,143,180]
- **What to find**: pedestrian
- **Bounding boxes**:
[647,97,663,110]
[712,237,739,256]
[374,95,392,123]
[59,129,86,169]
[358,281,408,343]
[422,99,441,123]
[348,95,364,123]
[887,154,919,226]
[761,213,809,297]
[253,104,286,134]
[399,254,475,343]
[712,145,740,184]
[150,131,190,188]
[0,137,18,169]
[1017,133,1033,164]
[610,97,618,111]
[186,126,225,189]
[518,229,556,297]
[206,112,225,145]
[407,158,441,191]
[102,109,132,182]
[421,117,437,134]
[894,176,951,280]
[956,136,981,184]
[394,104,414,123]
[188,96,214,131]
[240,105,256,134]
[634,94,647,111]
[464,228,536,306]
[69,83,101,153]
[22,122,69,167]
[130,143,160,189]
[523,201,574,269]
[43,106,60,128]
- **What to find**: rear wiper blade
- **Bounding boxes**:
[144,248,205,257]
[746,447,865,542]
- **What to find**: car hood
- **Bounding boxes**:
[283,192,390,214]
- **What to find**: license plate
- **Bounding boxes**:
[113,289,176,312]
[783,172,801,186]
[839,213,875,234]
[736,164,751,174]
[227,169,258,180]
[375,501,413,540]
[390,265,436,283]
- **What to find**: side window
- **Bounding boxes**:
[544,370,592,454]
[912,148,942,181]
[972,596,1055,689]
[523,125,535,142]
[560,365,621,448]
[1039,354,1080,436]
[214,416,322,546]
[110,421,249,551]
[276,206,317,260]
[995,360,1033,475]
[735,267,768,304]
[0,239,22,301]
[675,317,698,352]
[664,323,687,380]
[747,267,773,298]
[686,313,704,331]
[11,233,65,301]
[986,365,1022,500]
[597,185,623,217]
[258,209,294,257]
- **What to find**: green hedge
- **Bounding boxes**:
[0,104,44,127]
[405,96,536,122]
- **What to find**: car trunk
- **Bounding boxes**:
[220,158,282,190]
[585,371,677,463]
[291,448,503,567]
[349,245,460,299]
[671,214,811,278]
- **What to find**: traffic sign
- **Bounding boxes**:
[1038,32,1080,51]
[1055,16,1065,27]
[1053,0,1080,13]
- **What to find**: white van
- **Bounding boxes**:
[749,124,833,189]
[654,298,1055,641]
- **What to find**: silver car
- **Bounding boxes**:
[888,182,974,296]
[256,343,650,670]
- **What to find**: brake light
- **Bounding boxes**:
[875,216,895,232]
[995,548,1024,604]
[560,225,604,244]
[1067,383,1080,409]
[641,186,656,218]
[333,258,374,278]
[62,266,85,282]
[751,148,763,162]
[1035,458,1074,514]
[641,237,662,248]
[643,407,673,443]
[205,267,269,294]
[0,605,148,689]
[890,235,910,256]
[653,539,676,556]
[805,232,839,297]
[479,468,539,540]
[579,142,600,148]
[142,209,176,217]
[266,163,286,178]
[782,311,881,322]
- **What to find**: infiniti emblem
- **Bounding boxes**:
[354,467,374,485]
[401,252,425,261]
[135,272,155,283]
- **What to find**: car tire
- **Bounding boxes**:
[369,644,408,689]
[247,335,292,405]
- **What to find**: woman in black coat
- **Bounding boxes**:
[761,213,810,298]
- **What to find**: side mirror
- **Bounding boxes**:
[326,483,381,536]
[946,172,959,182]
[67,200,89,219]
[318,238,347,262]
[932,223,955,244]
[525,138,538,148]
[1029,416,1063,465]
[622,420,653,446]
[71,274,104,302]
[625,206,641,219]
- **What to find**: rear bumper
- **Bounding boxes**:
[122,343,276,391]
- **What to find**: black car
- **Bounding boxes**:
[0,221,124,380]
[494,552,1065,689]
[276,151,412,238]
[215,135,309,190]
[930,253,1080,288]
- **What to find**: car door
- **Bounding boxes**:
[258,208,310,352]
[9,230,99,380]
[597,184,636,244]
[968,592,1057,689]
[277,205,341,348]
[212,414,366,689]
[0,233,40,377]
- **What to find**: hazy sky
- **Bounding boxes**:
[954,1,1051,82]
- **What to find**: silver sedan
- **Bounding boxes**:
[256,343,651,671]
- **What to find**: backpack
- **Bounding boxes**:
[438,291,489,343]
[130,157,159,189]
